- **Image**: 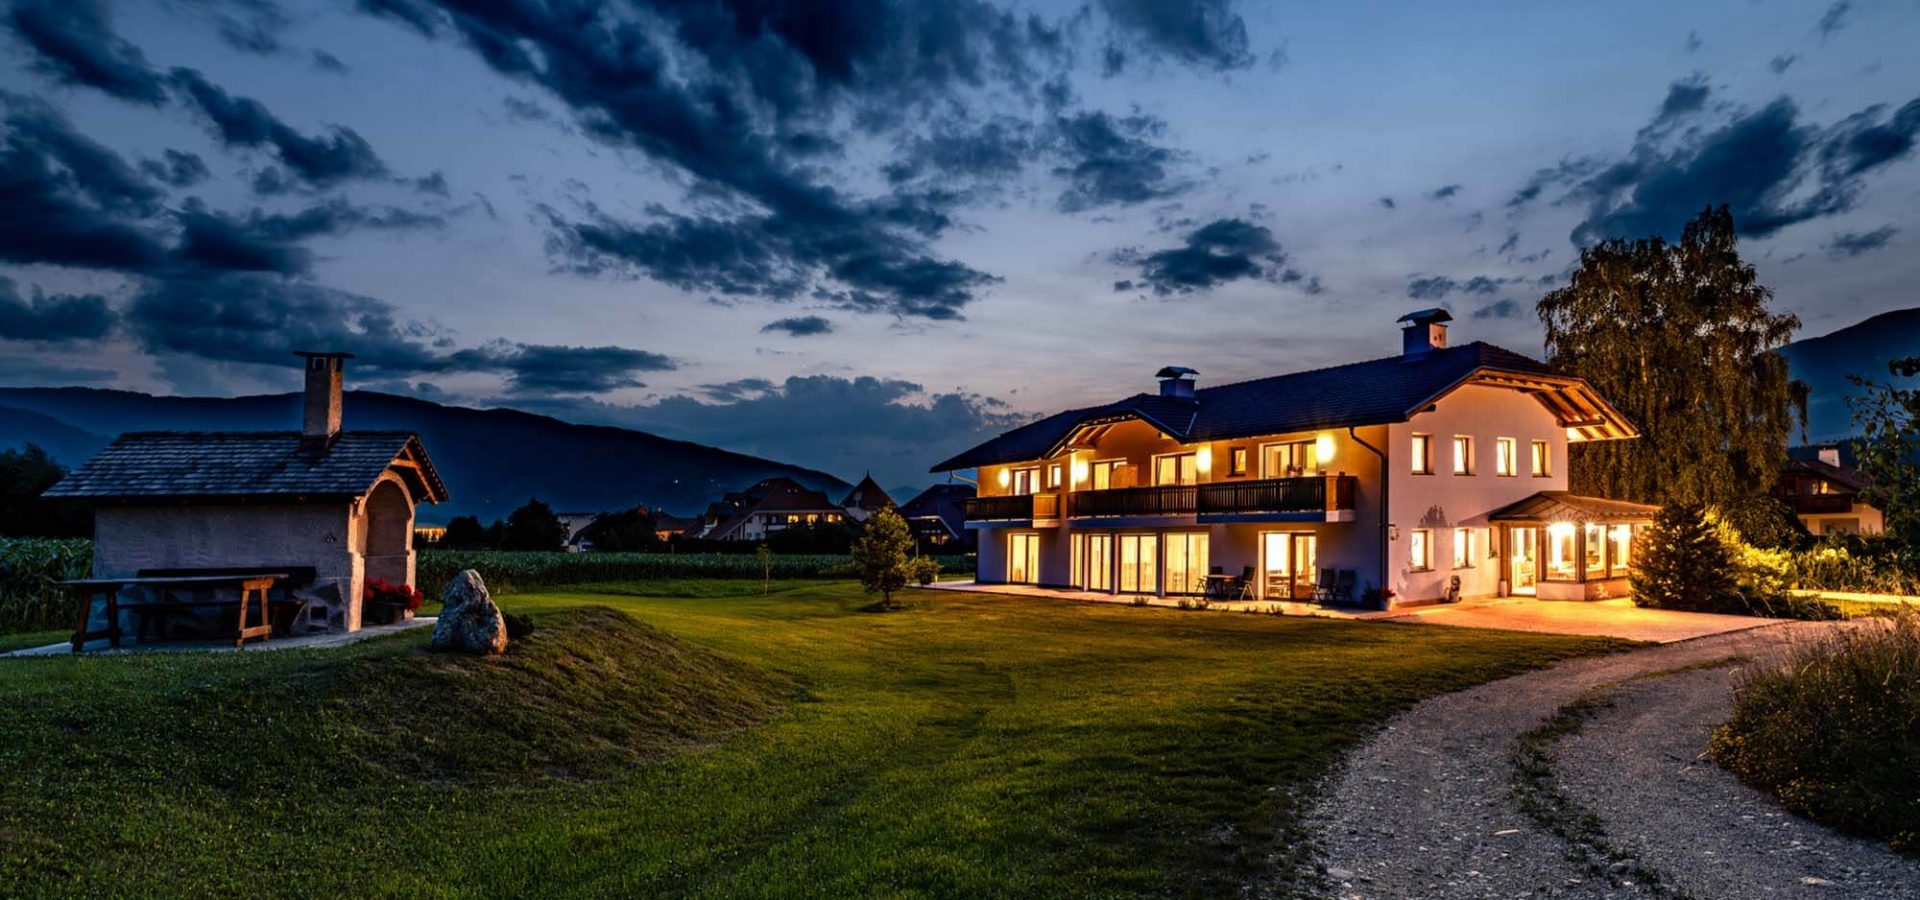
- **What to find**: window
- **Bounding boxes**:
[1531,440,1551,477]
[1584,524,1605,576]
[1609,524,1632,576]
[1496,438,1517,476]
[1117,534,1156,593]
[1163,533,1210,595]
[1410,433,1433,475]
[1545,523,1579,581]
[1047,464,1063,489]
[1008,533,1041,584]
[1090,459,1125,490]
[1011,467,1040,495]
[1452,527,1474,569]
[1229,447,1249,477]
[1262,440,1319,477]
[1409,529,1432,571]
[1154,452,1198,486]
[1452,435,1474,475]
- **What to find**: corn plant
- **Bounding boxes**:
[0,537,92,632]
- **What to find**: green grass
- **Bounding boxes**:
[0,580,1627,897]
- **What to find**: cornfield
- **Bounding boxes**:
[420,550,971,595]
[0,538,91,632]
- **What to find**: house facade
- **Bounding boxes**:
[931,311,1654,606]
[700,477,848,541]
[898,483,976,551]
[1775,448,1884,535]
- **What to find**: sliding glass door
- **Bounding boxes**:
[1261,532,1319,600]
[1163,533,1209,595]
[1117,534,1156,594]
[1008,533,1041,584]
[1075,533,1113,591]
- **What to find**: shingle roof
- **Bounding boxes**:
[931,341,1589,471]
[707,477,843,539]
[1486,491,1659,523]
[839,473,895,510]
[43,431,448,503]
[898,483,973,538]
[1783,457,1873,493]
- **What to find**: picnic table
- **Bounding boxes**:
[63,573,292,652]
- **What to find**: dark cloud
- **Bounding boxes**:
[1506,156,1601,209]
[139,149,211,188]
[1470,298,1526,321]
[698,377,777,402]
[1817,1,1850,38]
[1430,183,1462,200]
[1684,31,1703,53]
[5,0,168,105]
[886,118,1032,185]
[1053,110,1184,211]
[194,0,291,56]
[761,315,834,337]
[1378,196,1396,209]
[1112,217,1294,296]
[1098,0,1254,71]
[0,276,115,343]
[451,344,674,394]
[1407,274,1521,301]
[170,68,390,190]
[412,172,449,196]
[1655,75,1711,122]
[174,198,446,276]
[1769,54,1797,75]
[0,93,171,271]
[1824,226,1897,258]
[311,50,349,74]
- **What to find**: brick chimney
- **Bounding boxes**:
[294,351,352,446]
[1156,365,1198,400]
[1397,308,1453,357]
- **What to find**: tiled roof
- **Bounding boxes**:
[1486,491,1659,523]
[931,342,1562,471]
[839,473,895,510]
[1783,458,1873,494]
[707,477,843,538]
[898,483,973,538]
[44,431,448,502]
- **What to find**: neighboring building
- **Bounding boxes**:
[701,477,847,541]
[414,523,448,545]
[840,473,895,521]
[45,352,449,632]
[898,483,976,551]
[1775,447,1884,535]
[931,311,1657,606]
[557,512,598,551]
[651,512,701,541]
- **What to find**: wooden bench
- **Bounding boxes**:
[64,573,294,652]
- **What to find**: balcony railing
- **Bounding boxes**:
[1782,493,1856,515]
[963,492,1060,522]
[1068,475,1356,518]
[1070,484,1197,518]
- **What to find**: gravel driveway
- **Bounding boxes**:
[1297,622,1920,899]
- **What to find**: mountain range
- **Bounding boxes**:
[0,387,850,522]
[1777,306,1920,442]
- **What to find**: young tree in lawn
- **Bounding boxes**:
[1632,503,1739,611]
[1538,205,1805,506]
[1848,356,1920,545]
[850,508,914,610]
[499,498,567,551]
[754,544,773,594]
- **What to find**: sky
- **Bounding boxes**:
[0,0,1917,492]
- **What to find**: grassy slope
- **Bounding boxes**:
[0,581,1625,897]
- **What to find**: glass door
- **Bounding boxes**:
[1117,534,1157,594]
[1510,526,1537,595]
[1163,533,1209,595]
[1082,533,1113,592]
[1261,532,1290,599]
[1290,534,1318,600]
[1009,533,1041,584]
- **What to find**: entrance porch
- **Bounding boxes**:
[1489,492,1659,601]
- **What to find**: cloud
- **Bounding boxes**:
[1407,273,1524,301]
[1052,110,1185,211]
[1655,75,1711,122]
[0,92,172,272]
[1684,31,1703,53]
[761,315,834,337]
[1379,196,1396,209]
[1824,226,1897,258]
[174,197,446,276]
[885,118,1032,186]
[1098,0,1254,71]
[170,67,390,190]
[698,377,777,402]
[5,0,168,105]
[1112,217,1296,296]
[1817,1,1850,38]
[310,50,349,74]
[1469,298,1526,321]
[0,276,114,342]
[1430,183,1462,200]
[139,149,212,188]
[1769,54,1797,75]
[177,0,291,57]
[450,343,674,394]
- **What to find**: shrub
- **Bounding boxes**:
[1711,611,1920,854]
[417,549,970,594]
[909,557,941,586]
[1633,505,1833,618]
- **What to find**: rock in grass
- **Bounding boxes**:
[430,569,508,655]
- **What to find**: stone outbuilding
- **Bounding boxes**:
[44,352,449,633]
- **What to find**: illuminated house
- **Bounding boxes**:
[700,477,847,541]
[1773,448,1884,536]
[930,310,1658,606]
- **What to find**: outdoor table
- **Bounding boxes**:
[62,574,289,652]
[1203,574,1240,599]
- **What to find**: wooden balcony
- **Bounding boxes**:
[1782,493,1857,515]
[1067,476,1357,519]
[963,492,1061,523]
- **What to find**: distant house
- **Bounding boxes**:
[557,512,598,551]
[44,352,449,633]
[839,473,895,521]
[1775,447,1884,535]
[931,311,1658,605]
[651,512,701,541]
[701,477,847,541]
[898,483,976,551]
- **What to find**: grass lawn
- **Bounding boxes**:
[0,581,1627,897]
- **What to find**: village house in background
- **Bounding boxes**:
[898,483,977,552]
[933,311,1660,607]
[839,474,895,521]
[697,476,848,541]
[45,352,448,642]
[1775,446,1885,535]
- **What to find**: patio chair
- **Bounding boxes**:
[1232,566,1255,600]
[1333,569,1357,604]
[1312,567,1337,603]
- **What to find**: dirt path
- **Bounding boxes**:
[1297,622,1920,899]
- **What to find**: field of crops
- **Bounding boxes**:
[0,538,91,632]
[419,550,971,595]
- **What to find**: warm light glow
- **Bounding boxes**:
[1196,447,1213,473]
[1071,460,1089,484]
[1547,522,1576,540]
[996,468,1010,488]
[1314,434,1335,464]
[1565,427,1580,441]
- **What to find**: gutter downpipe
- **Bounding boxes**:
[1348,426,1390,609]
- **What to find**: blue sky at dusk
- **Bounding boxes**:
[1,0,1916,489]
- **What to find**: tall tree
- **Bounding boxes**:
[1848,356,1920,544]
[499,498,567,551]
[0,444,91,538]
[1538,206,1804,505]
[850,508,915,611]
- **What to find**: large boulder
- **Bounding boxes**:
[430,569,508,655]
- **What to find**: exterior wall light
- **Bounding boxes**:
[996,468,1011,488]
[1071,460,1089,484]
[1314,434,1335,464]
[1195,447,1213,473]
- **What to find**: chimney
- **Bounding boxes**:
[1817,445,1841,467]
[1155,366,1198,400]
[1397,308,1453,357]
[294,351,352,446]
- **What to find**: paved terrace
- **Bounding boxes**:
[1,617,436,658]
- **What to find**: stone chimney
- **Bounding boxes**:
[1817,445,1841,467]
[1397,308,1453,357]
[1156,365,1198,400]
[294,351,352,446]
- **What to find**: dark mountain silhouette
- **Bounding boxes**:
[1778,307,1920,441]
[0,387,850,522]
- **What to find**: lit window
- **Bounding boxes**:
[1411,434,1432,475]
[1609,524,1632,575]
[1496,438,1517,477]
[1410,529,1432,571]
[1584,524,1606,575]
[1090,460,1124,490]
[1012,467,1040,495]
[1452,527,1473,569]
[1155,453,1198,486]
[1452,436,1473,475]
[1531,440,1550,477]
[1229,447,1248,476]
[1263,440,1319,477]
[1047,464,1062,489]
